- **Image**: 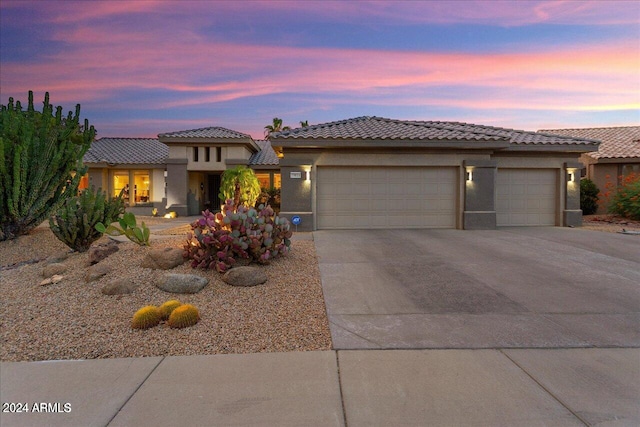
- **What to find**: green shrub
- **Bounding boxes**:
[219,166,261,208]
[1,91,95,241]
[609,173,640,220]
[258,187,281,212]
[96,212,150,246]
[184,200,292,272]
[580,178,599,215]
[49,187,125,252]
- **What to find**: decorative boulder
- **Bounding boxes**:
[156,274,208,294]
[43,262,66,278]
[222,266,268,287]
[141,247,185,270]
[88,240,119,265]
[101,279,138,295]
[85,263,111,283]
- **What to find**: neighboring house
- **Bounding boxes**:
[270,116,598,231]
[538,126,640,214]
[83,130,279,216]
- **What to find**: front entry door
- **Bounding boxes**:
[207,173,222,211]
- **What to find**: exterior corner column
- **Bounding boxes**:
[279,158,313,231]
[564,161,583,227]
[165,158,189,217]
[463,160,497,230]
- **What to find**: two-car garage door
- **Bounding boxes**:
[317,167,456,229]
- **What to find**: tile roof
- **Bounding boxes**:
[84,137,278,167]
[249,140,279,166]
[271,116,597,147]
[538,126,640,159]
[84,138,168,165]
[158,127,251,139]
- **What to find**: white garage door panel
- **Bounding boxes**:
[317,167,456,229]
[497,169,556,226]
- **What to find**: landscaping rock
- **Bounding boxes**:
[88,240,119,265]
[222,266,268,287]
[85,263,111,283]
[141,247,185,270]
[101,279,138,295]
[45,251,69,264]
[40,275,64,286]
[43,262,67,278]
[156,274,208,294]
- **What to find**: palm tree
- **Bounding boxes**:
[300,120,309,127]
[264,117,290,138]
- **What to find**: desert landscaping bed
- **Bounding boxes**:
[0,225,332,362]
[582,214,640,234]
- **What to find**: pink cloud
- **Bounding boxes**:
[4,0,638,28]
[3,30,637,115]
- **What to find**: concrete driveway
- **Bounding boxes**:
[314,227,640,349]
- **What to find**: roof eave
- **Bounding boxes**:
[270,138,511,150]
[503,144,599,153]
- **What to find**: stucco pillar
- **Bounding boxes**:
[165,158,188,216]
[463,160,497,229]
[564,161,583,227]
[279,158,313,231]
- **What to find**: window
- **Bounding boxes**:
[254,172,281,189]
[205,147,210,162]
[622,164,640,177]
[193,147,199,162]
[113,171,130,199]
[133,171,150,203]
[255,173,271,189]
[216,147,222,162]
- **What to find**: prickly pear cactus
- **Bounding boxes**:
[131,305,161,329]
[167,304,200,329]
[159,300,182,321]
[184,199,292,273]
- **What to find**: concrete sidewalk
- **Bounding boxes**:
[2,348,638,426]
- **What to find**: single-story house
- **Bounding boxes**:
[83,131,279,216]
[83,116,599,230]
[270,116,598,231]
[537,126,640,214]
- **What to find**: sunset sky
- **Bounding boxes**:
[1,0,638,139]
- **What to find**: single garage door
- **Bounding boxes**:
[317,166,457,229]
[496,169,557,226]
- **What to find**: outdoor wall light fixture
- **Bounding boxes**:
[305,170,311,181]
[465,169,473,182]
[567,171,576,182]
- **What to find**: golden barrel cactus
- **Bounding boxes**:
[167,304,200,329]
[159,300,182,321]
[131,305,161,329]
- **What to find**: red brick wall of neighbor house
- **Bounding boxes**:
[591,163,619,214]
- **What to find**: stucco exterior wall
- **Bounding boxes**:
[151,168,166,202]
[279,148,585,231]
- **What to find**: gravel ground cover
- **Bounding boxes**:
[0,225,332,362]
[582,214,640,233]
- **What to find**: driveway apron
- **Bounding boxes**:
[314,227,640,349]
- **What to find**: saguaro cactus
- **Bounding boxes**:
[0,91,95,240]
